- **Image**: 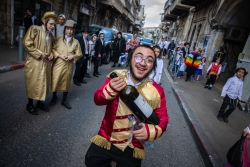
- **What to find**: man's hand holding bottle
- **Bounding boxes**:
[109,77,127,92]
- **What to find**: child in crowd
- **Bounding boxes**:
[204,57,222,90]
[217,68,247,123]
[174,46,183,75]
[177,59,185,78]
[149,45,163,84]
[194,57,206,82]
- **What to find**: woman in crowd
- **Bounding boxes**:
[185,46,201,81]
[111,32,126,67]
[22,12,58,115]
[50,20,82,109]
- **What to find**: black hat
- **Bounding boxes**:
[81,27,90,33]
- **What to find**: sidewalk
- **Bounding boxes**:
[163,59,249,166]
[0,45,25,73]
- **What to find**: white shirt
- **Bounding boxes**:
[179,62,186,71]
[198,62,206,70]
[42,25,50,46]
[157,40,164,49]
[221,76,243,100]
[127,70,146,88]
[163,41,170,49]
[65,35,72,45]
[149,58,163,83]
[207,63,222,75]
[83,37,88,54]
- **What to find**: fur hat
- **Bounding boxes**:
[41,11,59,22]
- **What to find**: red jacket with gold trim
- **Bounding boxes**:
[90,70,169,159]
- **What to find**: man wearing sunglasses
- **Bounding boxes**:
[85,45,169,167]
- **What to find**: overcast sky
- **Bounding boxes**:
[142,0,165,27]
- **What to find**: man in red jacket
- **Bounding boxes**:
[85,45,169,167]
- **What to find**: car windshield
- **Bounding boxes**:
[142,38,153,43]
[89,27,102,35]
[100,29,112,41]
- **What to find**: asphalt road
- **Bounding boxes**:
[0,62,204,167]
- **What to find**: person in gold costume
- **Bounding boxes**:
[22,12,58,115]
[50,20,82,109]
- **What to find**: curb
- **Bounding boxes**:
[163,68,223,167]
[0,62,25,73]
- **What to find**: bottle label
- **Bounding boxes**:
[134,94,153,118]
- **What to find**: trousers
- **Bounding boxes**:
[85,143,142,167]
[219,95,237,118]
[73,54,88,81]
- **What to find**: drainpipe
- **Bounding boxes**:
[11,0,14,45]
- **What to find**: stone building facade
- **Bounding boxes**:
[0,0,144,45]
[162,0,250,101]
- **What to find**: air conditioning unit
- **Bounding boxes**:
[89,0,96,7]
[225,26,248,42]
[104,11,109,20]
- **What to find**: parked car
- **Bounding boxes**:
[75,24,118,64]
[140,38,154,47]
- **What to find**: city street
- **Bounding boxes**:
[0,63,204,167]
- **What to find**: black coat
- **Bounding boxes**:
[94,38,105,56]
[181,47,190,58]
[112,37,126,63]
[75,35,88,63]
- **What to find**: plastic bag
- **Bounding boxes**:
[118,53,126,65]
[227,135,245,167]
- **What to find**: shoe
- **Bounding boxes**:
[223,117,228,123]
[178,77,180,78]
[73,79,81,86]
[111,65,116,67]
[217,114,223,121]
[118,64,121,67]
[196,80,198,82]
[93,73,99,77]
[96,72,101,75]
[26,104,38,115]
[85,74,91,78]
[36,102,50,112]
[185,79,188,82]
[204,85,208,88]
[208,87,211,90]
[61,101,72,109]
[50,97,57,106]
[80,80,87,84]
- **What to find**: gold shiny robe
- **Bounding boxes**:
[22,25,55,101]
[51,36,82,92]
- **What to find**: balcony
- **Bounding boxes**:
[180,0,206,6]
[134,20,142,26]
[162,0,213,21]
[125,0,131,11]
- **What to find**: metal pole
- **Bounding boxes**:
[18,26,25,61]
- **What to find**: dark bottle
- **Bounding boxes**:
[110,72,160,125]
